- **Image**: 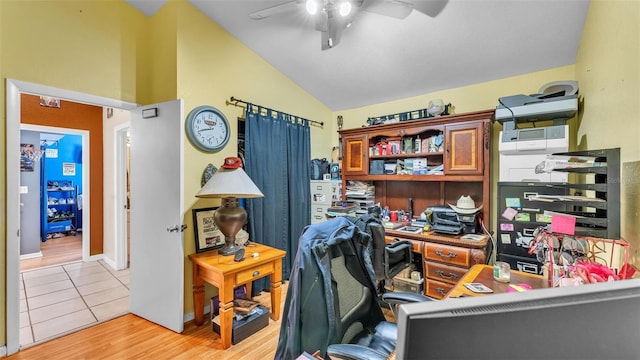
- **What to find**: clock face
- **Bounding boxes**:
[185,106,230,153]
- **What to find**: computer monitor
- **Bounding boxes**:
[396,279,640,359]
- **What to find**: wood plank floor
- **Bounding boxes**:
[7,284,286,360]
[20,234,82,271]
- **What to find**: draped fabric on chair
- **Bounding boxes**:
[244,104,311,293]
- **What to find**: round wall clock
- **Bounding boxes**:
[185,105,230,153]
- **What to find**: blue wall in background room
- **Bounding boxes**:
[43,134,83,193]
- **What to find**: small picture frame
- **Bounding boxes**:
[192,207,225,253]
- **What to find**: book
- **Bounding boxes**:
[397,226,424,234]
[233,298,260,315]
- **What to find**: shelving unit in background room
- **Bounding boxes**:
[42,179,78,240]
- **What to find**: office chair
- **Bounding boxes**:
[275,214,431,360]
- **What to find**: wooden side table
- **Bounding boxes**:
[188,242,286,349]
[444,264,548,299]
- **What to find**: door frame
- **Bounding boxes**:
[114,122,131,270]
[19,124,91,261]
[5,78,137,355]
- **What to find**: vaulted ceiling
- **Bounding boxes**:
[126,0,590,111]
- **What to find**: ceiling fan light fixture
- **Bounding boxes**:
[339,1,352,16]
[306,0,319,15]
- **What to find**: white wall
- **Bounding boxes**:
[102,108,130,266]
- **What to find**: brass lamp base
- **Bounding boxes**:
[215,197,247,256]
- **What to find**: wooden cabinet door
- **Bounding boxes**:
[444,122,483,175]
[342,134,368,175]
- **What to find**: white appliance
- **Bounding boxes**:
[499,125,569,182]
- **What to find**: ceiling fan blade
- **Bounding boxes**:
[249,0,303,20]
[321,12,345,50]
[412,0,448,17]
[361,0,414,19]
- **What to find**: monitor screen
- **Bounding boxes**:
[396,279,640,360]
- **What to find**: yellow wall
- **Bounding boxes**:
[574,0,640,266]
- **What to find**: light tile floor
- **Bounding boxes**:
[19,260,130,347]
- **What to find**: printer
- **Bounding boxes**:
[425,206,481,235]
[495,81,578,131]
[499,125,569,182]
[496,81,577,182]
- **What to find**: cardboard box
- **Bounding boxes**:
[412,158,427,175]
[212,305,269,344]
[393,276,424,293]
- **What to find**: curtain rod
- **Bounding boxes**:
[225,96,324,127]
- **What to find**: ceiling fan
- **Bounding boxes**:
[249,0,447,50]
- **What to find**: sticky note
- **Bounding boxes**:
[505,197,521,208]
[502,207,518,221]
[500,223,514,231]
[551,214,576,235]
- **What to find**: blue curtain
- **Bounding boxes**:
[244,104,311,293]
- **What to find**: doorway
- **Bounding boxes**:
[19,125,89,269]
[5,79,138,354]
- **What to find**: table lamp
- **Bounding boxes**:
[196,157,263,256]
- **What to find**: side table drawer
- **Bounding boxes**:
[424,278,454,300]
[424,261,466,285]
[236,262,274,284]
[424,243,470,268]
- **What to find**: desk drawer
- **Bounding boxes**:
[424,278,454,300]
[236,262,274,284]
[423,243,470,267]
[424,261,466,285]
[385,236,423,254]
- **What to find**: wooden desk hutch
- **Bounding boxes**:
[338,109,494,299]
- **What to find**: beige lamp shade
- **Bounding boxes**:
[195,159,263,199]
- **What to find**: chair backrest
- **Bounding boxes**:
[275,217,385,359]
[330,240,383,344]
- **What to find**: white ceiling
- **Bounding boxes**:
[126,0,590,111]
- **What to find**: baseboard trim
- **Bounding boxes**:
[183,305,211,325]
[1,345,7,356]
[19,251,43,260]
[102,255,117,270]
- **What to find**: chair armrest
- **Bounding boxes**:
[326,344,389,360]
[382,291,433,305]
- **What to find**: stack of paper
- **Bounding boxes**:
[346,181,375,215]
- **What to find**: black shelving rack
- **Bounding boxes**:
[496,148,620,274]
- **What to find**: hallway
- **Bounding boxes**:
[19,260,130,347]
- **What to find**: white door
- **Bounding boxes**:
[129,99,185,333]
